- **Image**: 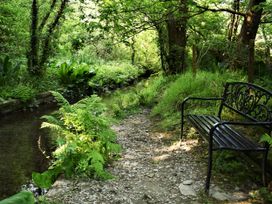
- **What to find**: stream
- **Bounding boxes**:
[0,104,56,200]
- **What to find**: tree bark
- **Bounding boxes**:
[39,0,69,68]
[131,37,136,65]
[166,0,188,74]
[261,26,272,73]
[28,0,40,75]
[237,0,265,81]
[248,39,255,82]
[228,0,240,41]
[192,44,197,76]
[155,24,168,73]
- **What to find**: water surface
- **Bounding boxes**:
[0,105,56,200]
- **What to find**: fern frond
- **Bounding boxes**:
[50,91,70,106]
[41,115,63,126]
[41,122,63,132]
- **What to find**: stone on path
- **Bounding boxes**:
[182,180,193,185]
[179,184,196,196]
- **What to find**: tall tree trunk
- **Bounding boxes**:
[248,40,255,82]
[155,24,168,73]
[261,26,272,73]
[237,0,265,81]
[28,0,40,75]
[166,0,188,74]
[131,37,136,65]
[192,44,197,76]
[40,0,69,68]
[228,0,240,41]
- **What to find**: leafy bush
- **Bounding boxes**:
[0,191,34,204]
[57,61,96,99]
[0,56,21,86]
[32,92,121,189]
[0,83,36,102]
[102,73,170,118]
[89,61,144,92]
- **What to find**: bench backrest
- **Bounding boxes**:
[219,82,272,123]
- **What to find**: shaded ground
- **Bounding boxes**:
[46,109,259,204]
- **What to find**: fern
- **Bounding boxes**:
[33,94,121,189]
[50,91,70,107]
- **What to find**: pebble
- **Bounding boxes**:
[182,180,193,185]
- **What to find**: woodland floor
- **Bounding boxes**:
[46,109,260,204]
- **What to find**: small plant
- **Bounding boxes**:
[57,61,96,99]
[260,133,272,146]
[0,56,21,85]
[32,92,121,189]
[0,191,35,204]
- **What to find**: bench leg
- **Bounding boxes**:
[181,112,184,140]
[205,149,213,193]
[262,150,268,186]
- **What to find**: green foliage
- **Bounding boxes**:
[151,71,246,129]
[213,151,251,181]
[139,74,174,106]
[103,73,170,118]
[57,61,95,99]
[105,88,141,118]
[260,133,272,145]
[0,83,37,102]
[0,56,21,86]
[58,62,95,85]
[89,61,144,92]
[0,191,34,204]
[33,93,121,189]
[257,187,272,203]
[32,169,61,189]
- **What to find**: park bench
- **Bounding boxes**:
[181,82,272,192]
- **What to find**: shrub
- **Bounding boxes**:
[57,61,96,99]
[0,83,36,102]
[0,191,34,204]
[32,92,121,189]
[89,61,144,92]
[0,56,21,86]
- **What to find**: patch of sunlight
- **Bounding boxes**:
[187,127,197,138]
[153,154,171,162]
[180,139,199,151]
[154,140,181,153]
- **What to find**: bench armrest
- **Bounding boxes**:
[181,96,223,114]
[180,96,222,139]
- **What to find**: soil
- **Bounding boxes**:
[45,109,260,204]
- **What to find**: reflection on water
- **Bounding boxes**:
[0,104,56,200]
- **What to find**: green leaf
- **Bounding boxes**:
[260,133,272,145]
[32,171,55,189]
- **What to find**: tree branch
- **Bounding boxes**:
[38,0,58,32]
[195,5,246,17]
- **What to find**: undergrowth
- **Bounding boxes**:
[151,71,246,130]
[32,92,121,189]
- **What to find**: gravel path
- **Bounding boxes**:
[45,109,251,204]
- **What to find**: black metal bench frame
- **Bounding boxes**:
[181,82,272,192]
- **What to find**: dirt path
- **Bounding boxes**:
[46,109,251,204]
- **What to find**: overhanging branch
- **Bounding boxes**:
[196,5,246,17]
